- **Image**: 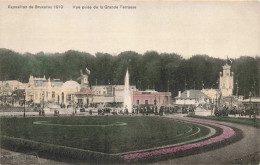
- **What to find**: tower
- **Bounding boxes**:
[219,59,233,97]
[79,68,91,92]
[28,75,35,87]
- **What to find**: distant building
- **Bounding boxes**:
[175,90,210,106]
[201,88,221,104]
[0,81,13,97]
[200,60,234,105]
[219,62,233,97]
[0,80,27,104]
[74,68,93,107]
[132,90,171,106]
[0,80,27,91]
[222,95,245,108]
[25,75,79,105]
[241,97,260,112]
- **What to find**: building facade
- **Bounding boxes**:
[25,75,80,106]
[175,90,210,106]
[132,90,171,106]
[219,63,233,97]
[0,80,27,105]
[201,88,221,104]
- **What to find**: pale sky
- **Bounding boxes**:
[0,1,259,59]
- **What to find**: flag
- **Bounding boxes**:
[227,56,232,65]
[86,67,91,75]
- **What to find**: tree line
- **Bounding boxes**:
[0,48,259,98]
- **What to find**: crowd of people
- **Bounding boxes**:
[214,105,259,118]
[94,105,195,116]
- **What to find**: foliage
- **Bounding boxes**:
[0,48,259,97]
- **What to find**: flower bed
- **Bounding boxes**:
[121,118,235,161]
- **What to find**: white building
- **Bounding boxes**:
[201,88,221,104]
[175,90,210,106]
[219,63,233,97]
[25,75,80,105]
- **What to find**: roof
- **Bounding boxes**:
[62,80,80,90]
[176,90,210,99]
[133,90,171,96]
[34,81,47,87]
[0,80,26,85]
[51,81,63,87]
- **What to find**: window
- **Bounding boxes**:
[145,100,148,105]
[52,91,55,98]
[137,100,139,104]
[68,94,71,101]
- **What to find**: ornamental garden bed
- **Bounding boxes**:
[121,117,243,163]
[0,116,242,163]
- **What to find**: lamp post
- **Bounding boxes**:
[167,80,170,92]
[249,91,252,119]
[23,92,26,118]
[236,80,239,97]
[113,85,115,112]
[72,95,75,116]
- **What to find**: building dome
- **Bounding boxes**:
[62,80,80,91]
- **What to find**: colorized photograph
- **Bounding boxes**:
[0,1,259,164]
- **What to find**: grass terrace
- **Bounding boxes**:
[188,115,260,128]
[0,116,210,155]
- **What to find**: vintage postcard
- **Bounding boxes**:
[0,0,259,164]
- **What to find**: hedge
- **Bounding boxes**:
[0,135,122,163]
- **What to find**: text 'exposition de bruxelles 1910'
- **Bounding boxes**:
[8,5,137,10]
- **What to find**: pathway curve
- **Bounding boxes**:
[152,114,260,164]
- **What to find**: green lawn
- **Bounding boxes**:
[0,116,210,154]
